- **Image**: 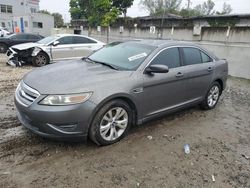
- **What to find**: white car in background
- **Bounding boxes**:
[0,27,11,37]
[7,34,105,66]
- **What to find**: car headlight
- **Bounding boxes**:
[39,93,92,106]
[32,47,42,56]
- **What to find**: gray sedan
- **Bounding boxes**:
[15,40,228,145]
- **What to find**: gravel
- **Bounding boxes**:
[0,59,249,188]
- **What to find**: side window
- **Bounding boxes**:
[28,35,40,40]
[201,51,212,63]
[57,36,73,45]
[73,36,97,44]
[14,34,29,40]
[151,47,181,69]
[182,47,202,65]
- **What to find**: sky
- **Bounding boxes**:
[40,0,250,23]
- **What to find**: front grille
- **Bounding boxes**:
[12,48,33,57]
[15,82,40,107]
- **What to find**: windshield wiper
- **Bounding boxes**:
[82,57,95,63]
[96,61,119,70]
[82,57,119,70]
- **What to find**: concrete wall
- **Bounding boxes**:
[12,13,54,36]
[86,26,250,79]
[0,0,40,31]
[29,13,54,37]
[51,28,74,35]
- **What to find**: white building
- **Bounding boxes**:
[0,0,54,36]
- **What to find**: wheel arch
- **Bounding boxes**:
[38,50,51,61]
[89,94,138,130]
[213,78,224,95]
[0,42,7,46]
[32,50,51,66]
[0,42,8,52]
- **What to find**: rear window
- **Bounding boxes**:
[28,35,40,40]
[11,34,28,40]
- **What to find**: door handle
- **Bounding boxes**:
[176,72,184,78]
[207,67,213,72]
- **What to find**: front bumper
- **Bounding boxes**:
[15,93,97,141]
[7,48,33,65]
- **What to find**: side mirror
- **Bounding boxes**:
[145,64,169,74]
[53,41,60,46]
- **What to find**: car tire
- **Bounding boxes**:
[0,43,7,53]
[32,52,49,67]
[89,100,132,146]
[200,81,221,110]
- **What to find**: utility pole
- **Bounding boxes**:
[160,6,166,39]
[187,0,191,17]
[187,0,191,9]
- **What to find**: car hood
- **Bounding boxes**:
[11,42,45,50]
[23,60,133,95]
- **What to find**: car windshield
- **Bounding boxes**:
[88,41,156,70]
[37,36,59,45]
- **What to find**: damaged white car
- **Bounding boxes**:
[7,34,105,67]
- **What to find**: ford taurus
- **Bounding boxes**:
[15,40,228,145]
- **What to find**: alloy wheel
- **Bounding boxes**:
[207,85,220,107]
[100,107,128,141]
[36,55,47,66]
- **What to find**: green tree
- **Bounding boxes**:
[38,9,51,15]
[179,0,217,17]
[140,0,182,16]
[52,13,64,27]
[193,0,215,15]
[69,0,84,19]
[87,0,119,27]
[216,2,232,15]
[69,0,133,26]
[112,0,133,17]
[179,8,201,17]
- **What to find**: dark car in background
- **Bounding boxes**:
[0,33,44,53]
[15,40,228,146]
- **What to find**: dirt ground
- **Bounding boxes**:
[0,54,250,188]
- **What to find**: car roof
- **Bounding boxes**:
[122,39,219,60]
[53,34,88,37]
[14,33,40,36]
[125,39,201,48]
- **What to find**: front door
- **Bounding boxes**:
[51,36,75,61]
[142,47,187,117]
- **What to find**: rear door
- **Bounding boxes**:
[142,47,187,117]
[72,36,102,58]
[180,47,215,101]
[51,36,75,61]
